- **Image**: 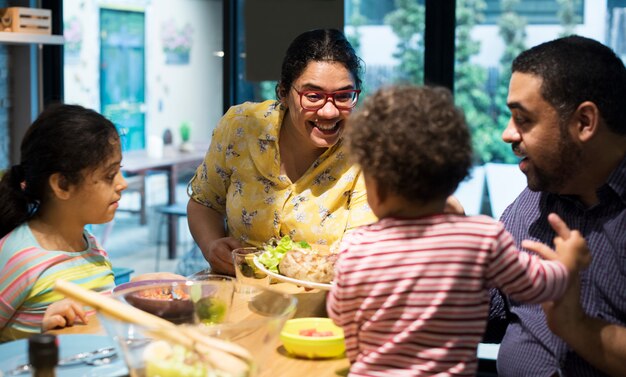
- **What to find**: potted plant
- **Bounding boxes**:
[179,121,193,152]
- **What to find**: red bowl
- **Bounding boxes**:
[113,280,194,324]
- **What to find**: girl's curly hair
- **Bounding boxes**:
[345,85,473,202]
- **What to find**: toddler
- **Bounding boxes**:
[327,85,590,377]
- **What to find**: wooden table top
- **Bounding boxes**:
[49,283,350,377]
[121,144,208,174]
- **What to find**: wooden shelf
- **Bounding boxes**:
[0,32,64,45]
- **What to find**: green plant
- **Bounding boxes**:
[384,0,425,84]
[491,0,527,164]
[454,0,498,164]
[557,0,581,37]
[180,121,191,142]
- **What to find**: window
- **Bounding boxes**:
[483,0,584,24]
[343,0,626,217]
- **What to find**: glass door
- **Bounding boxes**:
[100,8,146,151]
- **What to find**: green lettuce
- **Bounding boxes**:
[257,236,311,273]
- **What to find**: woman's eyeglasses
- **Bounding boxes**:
[293,88,361,111]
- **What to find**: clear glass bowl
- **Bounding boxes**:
[101,280,297,377]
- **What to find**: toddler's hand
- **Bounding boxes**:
[42,298,87,332]
[521,213,592,272]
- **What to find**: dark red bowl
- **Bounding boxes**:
[113,280,194,324]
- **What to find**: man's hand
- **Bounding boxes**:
[42,299,87,332]
[542,271,586,336]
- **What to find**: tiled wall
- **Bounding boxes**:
[0,0,9,169]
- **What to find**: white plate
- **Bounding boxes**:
[253,256,333,291]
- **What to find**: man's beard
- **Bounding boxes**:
[526,131,582,193]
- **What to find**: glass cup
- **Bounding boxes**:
[232,247,270,290]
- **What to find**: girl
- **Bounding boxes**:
[0,104,126,341]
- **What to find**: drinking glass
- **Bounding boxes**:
[232,247,270,290]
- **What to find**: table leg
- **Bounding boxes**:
[167,166,178,259]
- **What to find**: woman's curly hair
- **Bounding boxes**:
[345,85,473,202]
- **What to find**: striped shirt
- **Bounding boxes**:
[489,156,626,377]
[327,214,568,377]
[0,223,115,342]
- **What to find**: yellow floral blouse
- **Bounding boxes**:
[188,100,376,251]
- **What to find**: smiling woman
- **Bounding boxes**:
[186,29,377,276]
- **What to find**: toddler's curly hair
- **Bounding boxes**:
[345,85,473,203]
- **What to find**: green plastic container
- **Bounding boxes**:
[112,267,134,285]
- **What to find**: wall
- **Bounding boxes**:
[0,0,9,169]
[63,0,223,146]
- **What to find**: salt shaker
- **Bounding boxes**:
[28,334,58,377]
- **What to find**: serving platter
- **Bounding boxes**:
[253,256,333,291]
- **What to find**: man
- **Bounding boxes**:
[486,35,626,376]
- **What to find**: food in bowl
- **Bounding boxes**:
[195,296,228,324]
[258,236,338,284]
[278,248,338,284]
[280,318,345,359]
[136,286,190,300]
[115,280,194,324]
[298,328,335,337]
[143,340,248,377]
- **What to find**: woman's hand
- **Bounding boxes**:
[42,299,87,332]
[205,237,244,276]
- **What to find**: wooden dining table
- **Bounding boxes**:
[121,143,208,259]
[49,283,350,377]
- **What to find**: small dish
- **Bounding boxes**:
[280,318,345,359]
[253,256,333,291]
